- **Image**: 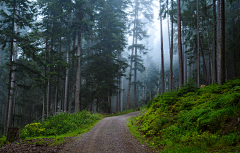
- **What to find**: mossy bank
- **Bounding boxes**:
[128,78,240,152]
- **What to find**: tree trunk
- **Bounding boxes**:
[75,28,81,113]
[167,0,171,58]
[5,2,16,136]
[134,3,139,110]
[126,10,136,110]
[121,76,123,112]
[118,76,121,112]
[68,34,76,113]
[233,26,236,78]
[199,38,208,85]
[43,37,48,121]
[169,0,174,91]
[64,41,70,111]
[54,36,61,114]
[212,0,217,83]
[47,74,51,117]
[217,0,220,83]
[197,0,200,87]
[7,19,18,130]
[160,0,164,94]
[47,36,53,116]
[177,0,183,88]
[218,0,225,85]
[184,44,187,85]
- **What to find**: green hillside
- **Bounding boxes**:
[128,78,240,152]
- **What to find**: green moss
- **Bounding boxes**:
[130,78,240,152]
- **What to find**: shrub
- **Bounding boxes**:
[21,110,102,138]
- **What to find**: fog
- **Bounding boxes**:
[127,1,177,72]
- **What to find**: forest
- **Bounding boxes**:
[0,0,239,146]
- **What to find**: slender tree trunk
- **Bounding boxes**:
[47,71,51,117]
[199,38,208,85]
[208,56,211,84]
[47,38,53,117]
[233,25,236,78]
[212,0,217,83]
[68,34,76,113]
[197,0,200,87]
[134,2,139,110]
[126,11,136,110]
[64,41,70,111]
[121,76,123,112]
[218,0,225,85]
[43,37,48,121]
[169,0,174,91]
[96,95,99,113]
[118,76,121,111]
[7,27,18,129]
[217,0,220,83]
[75,28,81,113]
[167,0,171,57]
[54,37,61,113]
[184,44,187,85]
[108,93,111,113]
[177,0,183,88]
[5,2,15,135]
[150,88,151,100]
[42,97,44,121]
[160,0,164,94]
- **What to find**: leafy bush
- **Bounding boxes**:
[20,110,103,138]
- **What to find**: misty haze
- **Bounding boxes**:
[0,0,240,152]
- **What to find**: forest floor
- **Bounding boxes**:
[0,111,153,153]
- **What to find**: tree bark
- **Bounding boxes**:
[169,0,174,91]
[47,37,53,117]
[160,0,164,94]
[75,28,81,113]
[7,15,18,129]
[54,36,61,114]
[134,1,139,110]
[184,42,187,85]
[68,34,76,113]
[217,0,220,83]
[47,70,51,117]
[197,0,200,87]
[126,8,136,110]
[212,0,217,83]
[177,0,183,88]
[5,1,15,136]
[64,41,70,111]
[121,76,123,112]
[218,0,225,85]
[199,38,208,85]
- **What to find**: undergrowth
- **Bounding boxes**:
[20,110,103,139]
[1,107,140,148]
[130,78,240,152]
[0,136,6,148]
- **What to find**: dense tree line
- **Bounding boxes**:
[0,0,239,137]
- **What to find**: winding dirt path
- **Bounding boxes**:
[60,111,153,153]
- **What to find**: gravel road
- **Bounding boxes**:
[60,111,153,153]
